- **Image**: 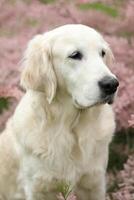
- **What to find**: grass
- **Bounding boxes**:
[78,2,118,18]
[0,97,10,114]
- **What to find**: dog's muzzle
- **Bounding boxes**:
[98,76,119,104]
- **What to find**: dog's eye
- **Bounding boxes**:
[68,51,83,60]
[101,50,106,57]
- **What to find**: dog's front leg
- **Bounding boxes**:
[76,171,106,200]
[23,178,45,200]
[23,178,57,200]
[20,159,56,200]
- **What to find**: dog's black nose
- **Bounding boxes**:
[98,76,119,95]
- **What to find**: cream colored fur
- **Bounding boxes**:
[0,24,116,200]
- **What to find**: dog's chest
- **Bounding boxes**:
[20,107,110,193]
[41,121,98,184]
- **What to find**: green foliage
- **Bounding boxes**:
[107,179,119,193]
[0,97,10,114]
[56,181,73,199]
[39,0,55,4]
[108,129,134,171]
[78,2,118,18]
[108,145,128,171]
[113,129,134,149]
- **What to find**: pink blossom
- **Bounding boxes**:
[128,114,134,128]
[57,193,77,200]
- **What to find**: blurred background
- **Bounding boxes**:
[0,0,134,199]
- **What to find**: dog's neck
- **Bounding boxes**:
[48,93,80,129]
[46,91,102,132]
[27,89,103,132]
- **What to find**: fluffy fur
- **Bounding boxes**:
[0,24,116,200]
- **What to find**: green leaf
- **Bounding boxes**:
[0,97,10,114]
[56,181,73,199]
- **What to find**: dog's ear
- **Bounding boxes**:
[105,44,115,66]
[21,34,57,104]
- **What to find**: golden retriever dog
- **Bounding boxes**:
[0,24,119,200]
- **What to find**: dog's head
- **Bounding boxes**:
[21,24,119,108]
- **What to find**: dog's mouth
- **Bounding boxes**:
[74,99,86,109]
[74,94,115,110]
[100,94,115,105]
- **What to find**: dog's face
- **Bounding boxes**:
[21,24,119,108]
